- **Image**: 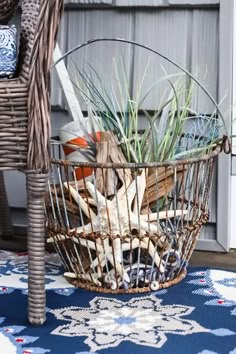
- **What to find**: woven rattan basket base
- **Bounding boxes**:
[65,269,187,294]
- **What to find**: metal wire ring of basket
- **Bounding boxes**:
[46,38,228,293]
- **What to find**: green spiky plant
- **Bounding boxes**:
[63,56,222,164]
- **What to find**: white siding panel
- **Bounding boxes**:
[197,225,216,242]
[133,9,218,112]
[133,9,190,110]
[65,0,219,7]
[230,176,236,248]
[51,8,219,112]
[65,0,112,4]
[207,166,217,223]
[66,10,134,111]
[169,0,219,5]
[116,0,167,6]
[190,9,219,113]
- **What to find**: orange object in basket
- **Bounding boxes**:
[63,132,102,180]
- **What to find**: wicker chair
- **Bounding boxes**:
[0,0,63,324]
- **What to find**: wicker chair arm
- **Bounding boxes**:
[0,0,19,23]
[17,0,64,172]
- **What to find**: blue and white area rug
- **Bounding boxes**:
[0,250,235,354]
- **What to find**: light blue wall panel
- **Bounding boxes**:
[133,9,218,112]
[169,0,219,5]
[133,9,190,110]
[62,9,134,111]
[52,8,219,112]
[190,9,219,112]
[116,0,167,5]
[64,0,219,5]
[65,0,112,4]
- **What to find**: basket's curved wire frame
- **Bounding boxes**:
[50,140,223,168]
[47,138,219,293]
[47,38,227,294]
[53,37,229,137]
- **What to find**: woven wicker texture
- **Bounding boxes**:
[0,0,64,324]
[0,0,18,23]
[0,0,64,172]
[27,173,48,325]
[0,172,13,239]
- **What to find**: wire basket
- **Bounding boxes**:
[46,38,229,293]
[46,138,222,293]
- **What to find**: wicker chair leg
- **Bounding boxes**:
[0,171,14,240]
[27,173,48,325]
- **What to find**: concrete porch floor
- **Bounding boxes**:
[190,249,236,270]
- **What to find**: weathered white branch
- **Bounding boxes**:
[86,181,107,209]
[64,272,102,286]
[112,238,122,264]
[64,182,96,219]
[125,178,138,209]
[133,169,146,215]
[64,272,77,279]
[141,210,188,222]
[131,217,162,236]
[47,234,70,243]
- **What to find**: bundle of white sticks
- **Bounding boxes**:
[47,166,187,290]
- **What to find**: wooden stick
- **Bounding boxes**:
[64,272,102,286]
[64,182,96,219]
[133,169,146,215]
[86,181,107,209]
[141,210,188,222]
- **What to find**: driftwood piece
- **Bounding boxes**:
[143,166,186,209]
[133,169,146,215]
[64,271,102,286]
[47,234,164,279]
[73,181,163,237]
[146,166,185,189]
[50,180,87,201]
[95,136,113,196]
[66,179,87,190]
[95,131,132,197]
[64,182,96,220]
[48,148,189,288]
[141,209,188,222]
[46,194,79,215]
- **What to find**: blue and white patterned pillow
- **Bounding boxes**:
[0,25,17,78]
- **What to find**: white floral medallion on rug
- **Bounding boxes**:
[0,250,235,354]
[51,295,209,352]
